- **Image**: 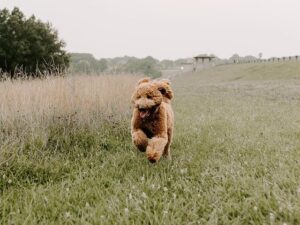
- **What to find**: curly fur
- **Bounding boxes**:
[131,78,174,163]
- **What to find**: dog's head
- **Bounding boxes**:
[131,78,173,119]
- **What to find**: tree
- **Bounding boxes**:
[0,7,69,76]
[69,53,98,74]
[98,58,108,72]
[69,54,108,74]
[229,54,240,63]
[159,59,174,69]
[123,56,161,78]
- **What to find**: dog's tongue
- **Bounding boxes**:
[140,110,150,118]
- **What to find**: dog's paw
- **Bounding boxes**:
[146,147,163,163]
[148,157,157,163]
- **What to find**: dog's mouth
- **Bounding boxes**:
[139,108,151,118]
[138,105,159,119]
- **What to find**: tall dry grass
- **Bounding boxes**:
[1,74,138,120]
[0,74,139,142]
[0,74,140,165]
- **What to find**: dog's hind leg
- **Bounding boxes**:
[163,128,172,160]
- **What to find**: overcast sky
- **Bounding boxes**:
[2,0,300,60]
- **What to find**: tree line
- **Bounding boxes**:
[70,54,164,78]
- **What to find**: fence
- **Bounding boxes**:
[231,55,299,64]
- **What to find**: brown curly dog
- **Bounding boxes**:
[131,78,174,163]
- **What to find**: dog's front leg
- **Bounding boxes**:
[132,129,148,152]
[146,134,168,163]
[131,109,148,152]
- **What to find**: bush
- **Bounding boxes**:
[0,7,69,77]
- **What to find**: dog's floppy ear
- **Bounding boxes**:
[160,79,171,85]
[157,79,173,100]
[138,77,150,85]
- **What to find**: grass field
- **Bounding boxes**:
[1,61,300,224]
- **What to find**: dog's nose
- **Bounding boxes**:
[138,105,146,110]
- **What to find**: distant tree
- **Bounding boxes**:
[135,56,161,78]
[70,53,98,74]
[69,54,108,74]
[122,56,161,78]
[98,58,108,72]
[230,54,240,63]
[0,7,69,76]
[258,53,263,59]
[160,59,174,69]
[244,55,258,62]
[77,60,91,74]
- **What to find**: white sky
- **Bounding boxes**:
[1,0,300,60]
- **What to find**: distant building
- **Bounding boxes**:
[193,54,216,71]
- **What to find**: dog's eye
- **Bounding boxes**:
[147,95,152,99]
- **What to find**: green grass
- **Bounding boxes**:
[1,61,300,224]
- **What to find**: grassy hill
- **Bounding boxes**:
[186,61,300,81]
[1,62,300,224]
